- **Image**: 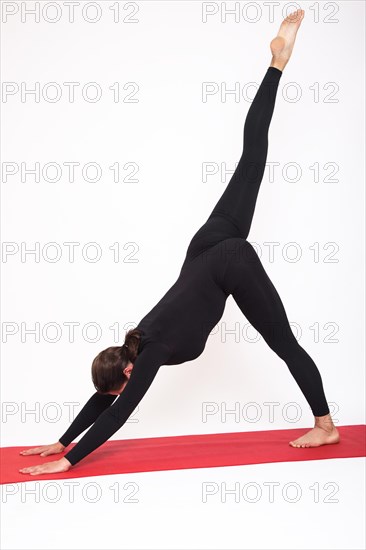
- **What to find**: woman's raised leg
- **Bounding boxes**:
[185,8,307,262]
[184,65,282,261]
[208,9,307,238]
[207,65,282,240]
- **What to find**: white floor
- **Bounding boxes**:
[1,457,365,550]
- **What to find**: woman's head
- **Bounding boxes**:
[91,328,142,395]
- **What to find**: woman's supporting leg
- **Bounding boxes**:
[229,241,339,447]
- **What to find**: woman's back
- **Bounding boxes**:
[136,233,242,365]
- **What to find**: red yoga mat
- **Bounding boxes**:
[2,424,365,485]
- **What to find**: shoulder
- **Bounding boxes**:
[135,340,172,366]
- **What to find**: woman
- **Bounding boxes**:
[20,8,340,476]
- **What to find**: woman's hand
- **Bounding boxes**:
[19,441,65,457]
[19,457,72,476]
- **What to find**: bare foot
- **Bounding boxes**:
[270,8,305,72]
[289,415,340,448]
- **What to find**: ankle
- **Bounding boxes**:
[270,56,286,72]
[314,414,335,432]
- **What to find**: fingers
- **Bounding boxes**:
[19,466,43,475]
[19,447,44,455]
[20,446,55,456]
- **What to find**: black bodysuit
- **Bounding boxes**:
[59,67,330,466]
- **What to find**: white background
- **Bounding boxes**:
[1,1,365,549]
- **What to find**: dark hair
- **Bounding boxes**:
[91,328,142,393]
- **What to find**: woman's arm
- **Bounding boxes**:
[63,341,171,466]
[58,392,117,448]
[19,393,117,476]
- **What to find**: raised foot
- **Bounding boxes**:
[270,8,305,71]
[289,426,340,448]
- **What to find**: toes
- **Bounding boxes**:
[289,440,311,448]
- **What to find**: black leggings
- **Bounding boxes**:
[198,67,330,417]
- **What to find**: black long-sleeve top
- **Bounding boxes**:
[59,215,239,466]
